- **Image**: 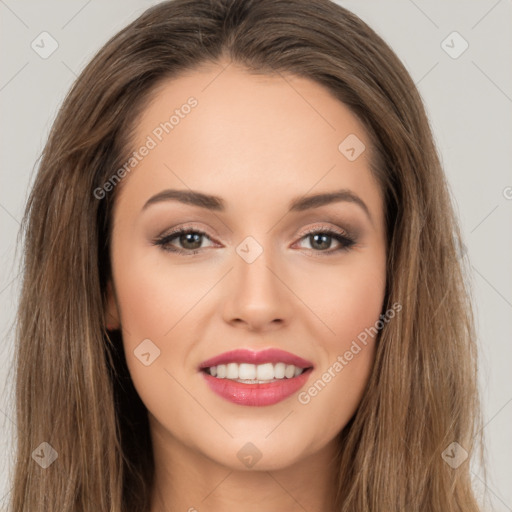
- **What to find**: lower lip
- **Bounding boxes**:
[201,369,312,406]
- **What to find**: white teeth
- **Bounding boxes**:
[239,363,256,380]
[284,364,296,378]
[226,362,238,379]
[207,362,307,382]
[274,362,285,379]
[256,363,274,380]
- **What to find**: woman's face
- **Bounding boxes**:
[106,60,387,472]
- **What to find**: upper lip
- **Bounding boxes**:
[198,348,314,370]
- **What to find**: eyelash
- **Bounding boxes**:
[153,225,356,257]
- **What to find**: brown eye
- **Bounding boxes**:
[296,228,356,255]
[154,228,215,255]
[308,233,333,251]
[178,232,203,250]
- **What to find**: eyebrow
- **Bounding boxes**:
[142,188,373,223]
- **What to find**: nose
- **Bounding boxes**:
[221,245,293,332]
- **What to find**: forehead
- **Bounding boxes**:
[135,62,369,164]
[116,62,383,223]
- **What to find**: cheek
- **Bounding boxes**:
[295,346,376,453]
[112,246,210,340]
[113,261,207,430]
[300,251,386,350]
[108,242,199,401]
[332,269,385,345]
[293,254,385,423]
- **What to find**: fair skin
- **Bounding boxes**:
[105,58,387,512]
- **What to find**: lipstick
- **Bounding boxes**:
[199,348,314,406]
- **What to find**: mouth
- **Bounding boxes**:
[202,361,309,382]
[199,348,314,406]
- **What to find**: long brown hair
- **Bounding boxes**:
[10,0,484,510]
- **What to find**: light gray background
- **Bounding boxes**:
[0,0,511,510]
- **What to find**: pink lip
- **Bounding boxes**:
[198,348,314,370]
[201,368,313,406]
[198,348,314,406]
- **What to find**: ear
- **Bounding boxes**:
[104,280,121,331]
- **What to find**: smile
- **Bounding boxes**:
[205,362,306,382]
[199,348,314,406]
